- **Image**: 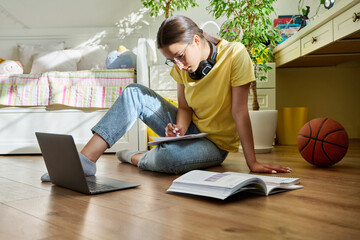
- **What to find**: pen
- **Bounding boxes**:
[167,112,177,136]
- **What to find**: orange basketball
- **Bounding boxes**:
[297,118,349,167]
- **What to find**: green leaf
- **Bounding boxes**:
[302,8,307,16]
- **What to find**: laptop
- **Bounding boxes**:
[35,132,140,195]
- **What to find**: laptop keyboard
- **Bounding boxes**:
[86,181,115,193]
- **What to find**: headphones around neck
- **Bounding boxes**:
[188,40,217,80]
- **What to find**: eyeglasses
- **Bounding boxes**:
[165,43,190,67]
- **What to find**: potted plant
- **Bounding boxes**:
[207,0,282,153]
[140,0,199,19]
[207,0,281,110]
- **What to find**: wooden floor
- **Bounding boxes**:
[1,140,359,240]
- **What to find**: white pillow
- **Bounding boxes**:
[76,45,109,70]
[0,60,23,74]
[30,49,82,74]
[18,42,65,74]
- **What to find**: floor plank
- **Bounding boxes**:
[0,140,359,239]
[0,203,89,240]
[6,195,195,240]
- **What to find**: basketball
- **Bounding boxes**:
[297,118,349,167]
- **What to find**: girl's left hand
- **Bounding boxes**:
[249,161,292,174]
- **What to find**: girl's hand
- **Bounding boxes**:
[165,124,182,137]
[248,161,292,174]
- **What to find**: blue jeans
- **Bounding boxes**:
[91,83,228,174]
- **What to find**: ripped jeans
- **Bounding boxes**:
[91,83,228,174]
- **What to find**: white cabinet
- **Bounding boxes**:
[301,21,333,55]
[149,65,177,102]
[273,0,360,68]
[249,62,276,110]
[333,2,360,40]
[149,65,176,91]
[248,89,276,110]
[275,40,301,67]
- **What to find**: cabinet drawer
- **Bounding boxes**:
[334,2,360,40]
[275,40,301,67]
[150,65,176,90]
[301,21,333,55]
[248,89,276,110]
[154,90,178,103]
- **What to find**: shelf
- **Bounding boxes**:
[274,0,360,68]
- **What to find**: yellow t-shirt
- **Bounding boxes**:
[170,39,255,152]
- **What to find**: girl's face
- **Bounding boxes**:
[159,35,202,73]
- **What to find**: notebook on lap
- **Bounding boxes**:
[35,132,140,195]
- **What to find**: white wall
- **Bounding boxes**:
[0,0,145,29]
[0,0,223,62]
[0,0,341,37]
[0,0,222,35]
[0,0,331,42]
[273,0,328,18]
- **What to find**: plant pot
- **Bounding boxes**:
[240,110,278,154]
[276,107,308,145]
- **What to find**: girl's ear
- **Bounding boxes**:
[193,35,201,45]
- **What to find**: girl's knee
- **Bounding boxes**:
[126,83,141,88]
[125,83,148,92]
[123,83,140,94]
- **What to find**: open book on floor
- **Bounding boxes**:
[167,170,303,200]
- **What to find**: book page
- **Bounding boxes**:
[172,170,262,188]
[148,133,208,146]
[225,172,303,195]
[225,172,300,186]
[266,184,304,195]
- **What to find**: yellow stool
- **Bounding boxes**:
[147,98,178,149]
[276,107,308,145]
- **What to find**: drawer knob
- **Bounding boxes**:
[353,12,360,22]
[311,37,317,44]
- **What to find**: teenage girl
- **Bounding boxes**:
[41,15,290,182]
